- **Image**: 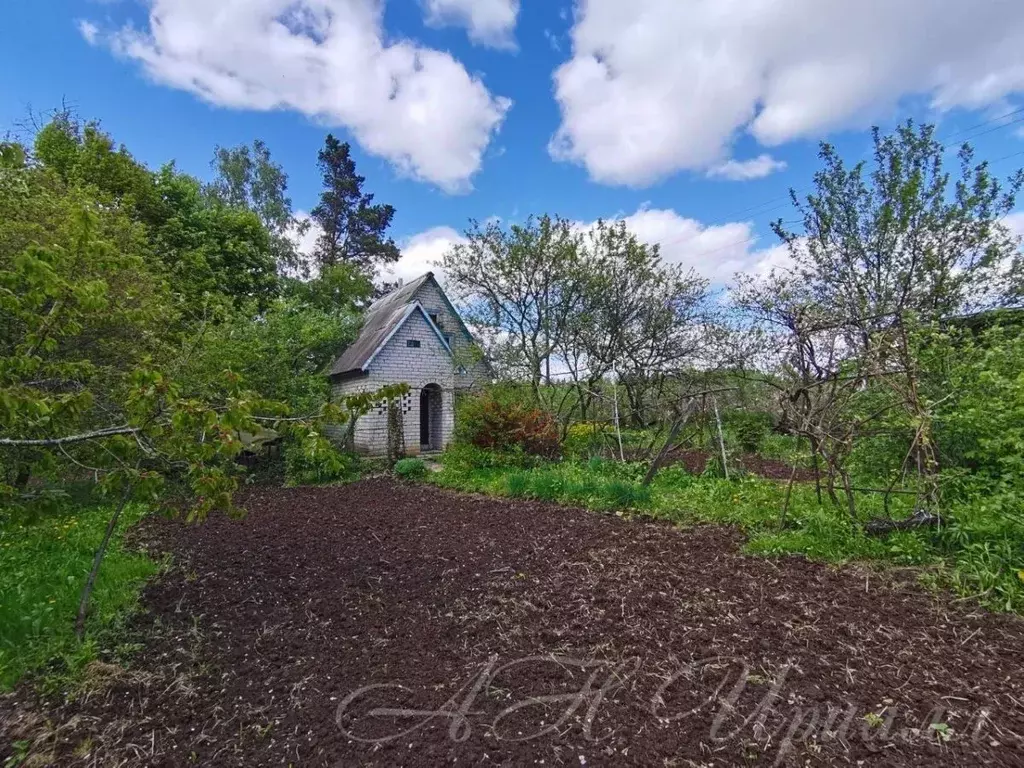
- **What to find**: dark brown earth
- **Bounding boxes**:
[3,479,1024,766]
[667,447,819,481]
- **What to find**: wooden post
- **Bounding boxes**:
[612,363,624,462]
[712,395,729,480]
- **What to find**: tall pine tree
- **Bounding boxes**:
[310,135,400,273]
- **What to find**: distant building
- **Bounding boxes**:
[326,272,489,455]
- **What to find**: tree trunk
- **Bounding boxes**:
[76,484,134,639]
[642,407,692,487]
[808,437,823,505]
[712,397,729,480]
[779,461,799,529]
[839,469,857,524]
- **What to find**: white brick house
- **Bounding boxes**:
[327,273,489,455]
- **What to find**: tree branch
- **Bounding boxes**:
[0,426,139,447]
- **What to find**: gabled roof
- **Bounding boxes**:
[328,275,454,378]
[365,272,434,317]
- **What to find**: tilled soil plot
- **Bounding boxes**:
[3,479,1023,766]
[665,447,819,481]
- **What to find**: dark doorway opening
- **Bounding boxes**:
[419,388,430,447]
[420,384,442,451]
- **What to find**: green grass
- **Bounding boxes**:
[394,457,428,479]
[0,503,159,691]
[429,450,1024,614]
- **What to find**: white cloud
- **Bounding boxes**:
[582,207,789,284]
[84,0,510,192]
[422,0,519,49]
[77,20,99,45]
[707,154,787,181]
[552,0,1024,186]
[288,211,321,259]
[302,209,791,288]
[615,208,764,283]
[388,225,465,285]
[1003,211,1024,242]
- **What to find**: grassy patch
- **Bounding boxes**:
[429,451,1024,614]
[394,457,428,479]
[0,503,159,691]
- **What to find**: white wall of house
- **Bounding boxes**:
[413,280,490,387]
[329,311,454,455]
[326,278,490,456]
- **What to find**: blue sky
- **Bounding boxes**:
[3,1,1024,284]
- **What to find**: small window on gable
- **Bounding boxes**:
[406,339,421,348]
[428,312,440,326]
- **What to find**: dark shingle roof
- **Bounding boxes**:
[328,273,444,377]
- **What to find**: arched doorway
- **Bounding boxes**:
[420,384,443,451]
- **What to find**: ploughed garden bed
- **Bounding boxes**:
[3,479,1023,766]
[663,446,819,481]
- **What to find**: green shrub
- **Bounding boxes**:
[726,411,774,453]
[284,431,354,486]
[563,422,611,457]
[442,443,541,471]
[394,458,428,479]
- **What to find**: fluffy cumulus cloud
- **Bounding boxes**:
[82,0,510,192]
[707,154,787,181]
[569,207,791,284]
[552,0,1024,186]
[387,226,465,284]
[422,0,519,49]
[607,208,789,283]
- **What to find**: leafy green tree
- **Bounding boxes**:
[443,215,586,399]
[153,167,279,310]
[283,263,374,315]
[32,114,279,311]
[208,139,303,273]
[739,121,1024,524]
[0,185,403,630]
[33,112,168,231]
[182,296,362,415]
[310,135,400,272]
[564,220,710,424]
[1,120,406,638]
[773,121,1023,343]
[0,154,174,497]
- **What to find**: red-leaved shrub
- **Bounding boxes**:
[456,389,560,460]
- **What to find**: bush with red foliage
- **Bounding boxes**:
[456,388,560,460]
